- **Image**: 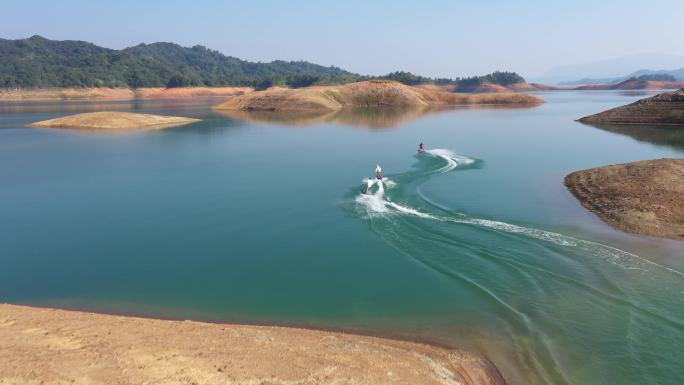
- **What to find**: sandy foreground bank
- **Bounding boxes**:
[564,158,684,240]
[29,111,200,131]
[0,304,506,385]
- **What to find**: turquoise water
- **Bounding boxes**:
[1,92,682,385]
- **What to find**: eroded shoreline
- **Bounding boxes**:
[564,158,684,240]
[0,87,253,102]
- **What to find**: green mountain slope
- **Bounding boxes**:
[0,36,361,88]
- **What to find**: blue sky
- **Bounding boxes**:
[4,0,684,78]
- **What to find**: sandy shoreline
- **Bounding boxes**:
[0,304,507,385]
[0,87,253,102]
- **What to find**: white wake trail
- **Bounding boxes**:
[361,198,684,277]
[353,149,683,277]
[424,148,474,172]
[356,149,472,218]
[357,178,391,215]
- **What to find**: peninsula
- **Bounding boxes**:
[29,111,200,131]
[564,158,684,240]
[578,89,684,125]
[573,79,684,91]
[213,80,543,112]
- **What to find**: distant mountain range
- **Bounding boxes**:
[532,53,684,85]
[8,35,680,93]
[559,69,684,86]
[0,35,362,88]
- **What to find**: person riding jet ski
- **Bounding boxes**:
[418,142,425,153]
[375,164,382,180]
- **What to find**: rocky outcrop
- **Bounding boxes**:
[578,89,684,125]
[565,158,684,240]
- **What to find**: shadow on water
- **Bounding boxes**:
[0,98,227,114]
[163,115,245,135]
[579,121,684,151]
[216,104,541,129]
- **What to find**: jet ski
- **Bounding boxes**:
[362,172,382,195]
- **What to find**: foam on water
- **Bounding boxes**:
[386,201,439,219]
[453,217,684,276]
[355,192,389,215]
[356,176,436,219]
[424,148,475,172]
[453,217,578,246]
[356,178,388,215]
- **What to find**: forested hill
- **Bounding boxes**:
[0,36,362,88]
[1,35,528,90]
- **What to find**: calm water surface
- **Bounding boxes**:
[1,92,682,385]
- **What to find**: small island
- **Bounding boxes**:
[29,111,200,131]
[0,304,506,385]
[213,80,544,112]
[578,88,684,125]
[564,158,684,240]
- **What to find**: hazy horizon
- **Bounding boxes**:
[4,0,684,79]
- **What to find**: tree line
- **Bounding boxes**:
[0,36,526,89]
[378,71,526,87]
[0,36,362,89]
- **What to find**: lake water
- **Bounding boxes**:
[1,92,682,385]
